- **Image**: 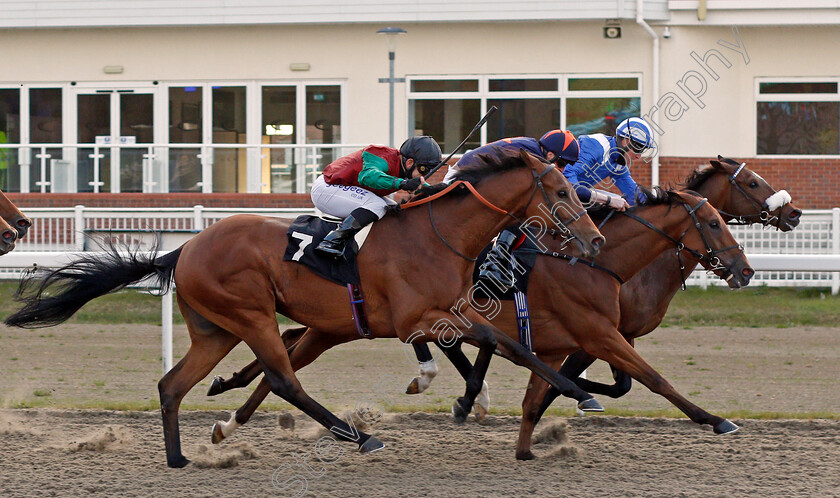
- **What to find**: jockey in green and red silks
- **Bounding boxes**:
[311,136,441,257]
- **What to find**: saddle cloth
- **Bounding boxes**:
[283,214,372,287]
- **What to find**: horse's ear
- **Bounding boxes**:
[717,154,725,162]
[518,148,532,163]
[708,159,726,171]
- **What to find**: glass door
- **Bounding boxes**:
[75,88,154,192]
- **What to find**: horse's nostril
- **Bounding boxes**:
[2,230,15,241]
[592,236,606,249]
[789,210,802,220]
[742,267,755,278]
[17,219,31,228]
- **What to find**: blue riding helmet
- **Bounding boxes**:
[538,129,580,165]
[616,118,655,152]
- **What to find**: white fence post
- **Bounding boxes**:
[833,207,839,296]
[162,285,174,374]
[74,205,85,251]
[193,205,204,232]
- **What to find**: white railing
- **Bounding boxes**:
[0,143,365,194]
[687,208,840,294]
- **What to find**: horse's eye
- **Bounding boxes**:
[710,221,720,229]
[749,181,758,188]
[558,190,567,197]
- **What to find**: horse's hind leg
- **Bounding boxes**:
[208,326,308,396]
[580,322,738,434]
[561,349,633,399]
[213,328,369,448]
[159,295,240,467]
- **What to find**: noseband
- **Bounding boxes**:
[621,197,746,290]
[715,163,788,229]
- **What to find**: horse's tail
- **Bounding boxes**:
[5,244,183,329]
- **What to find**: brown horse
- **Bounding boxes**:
[5,148,606,468]
[0,189,28,254]
[201,187,754,455]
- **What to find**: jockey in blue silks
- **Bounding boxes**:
[564,117,656,212]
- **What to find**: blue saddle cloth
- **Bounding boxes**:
[283,215,361,287]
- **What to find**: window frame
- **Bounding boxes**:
[755,76,840,158]
[406,73,643,146]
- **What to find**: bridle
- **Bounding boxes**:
[620,196,746,290]
[402,162,587,262]
[714,162,787,229]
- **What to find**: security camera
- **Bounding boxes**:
[663,27,671,39]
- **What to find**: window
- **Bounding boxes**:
[757,79,840,155]
[407,75,641,154]
[0,89,20,191]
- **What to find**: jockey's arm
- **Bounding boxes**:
[613,171,645,206]
[358,151,402,191]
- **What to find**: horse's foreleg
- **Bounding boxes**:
[404,342,439,395]
[516,356,566,461]
[581,327,738,434]
[449,324,497,423]
[491,332,604,412]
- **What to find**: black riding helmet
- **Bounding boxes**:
[399,136,442,177]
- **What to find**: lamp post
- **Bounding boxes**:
[377,27,407,147]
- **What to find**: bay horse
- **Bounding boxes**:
[0,189,28,254]
[5,148,607,468]
[199,188,754,455]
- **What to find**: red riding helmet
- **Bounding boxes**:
[538,129,579,165]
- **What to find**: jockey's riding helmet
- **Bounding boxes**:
[538,129,580,165]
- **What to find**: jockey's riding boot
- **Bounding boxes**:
[478,229,519,290]
[315,208,377,258]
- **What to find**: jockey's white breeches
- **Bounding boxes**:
[310,175,397,219]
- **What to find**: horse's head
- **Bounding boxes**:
[701,156,802,232]
[0,191,31,238]
[515,149,605,258]
[670,190,754,289]
[0,215,17,255]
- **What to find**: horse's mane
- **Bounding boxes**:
[588,185,680,224]
[682,156,740,190]
[449,146,540,185]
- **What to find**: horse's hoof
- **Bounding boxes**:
[516,450,536,461]
[578,398,604,412]
[405,378,421,395]
[207,376,224,396]
[473,403,488,423]
[211,422,225,444]
[452,398,468,424]
[167,455,191,468]
[714,419,739,435]
[359,436,385,454]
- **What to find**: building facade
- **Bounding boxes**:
[1,1,839,208]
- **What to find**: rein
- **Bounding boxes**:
[620,197,745,290]
[517,246,624,284]
[400,164,585,262]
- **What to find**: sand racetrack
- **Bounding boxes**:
[2,323,839,496]
[2,410,839,496]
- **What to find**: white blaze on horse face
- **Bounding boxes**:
[219,411,241,437]
[765,190,792,211]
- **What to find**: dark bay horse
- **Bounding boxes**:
[201,188,754,454]
[5,148,606,468]
[0,189,29,254]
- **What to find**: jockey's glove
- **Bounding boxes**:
[399,177,424,192]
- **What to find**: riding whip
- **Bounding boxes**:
[424,105,498,178]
